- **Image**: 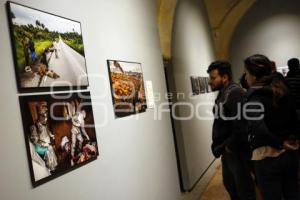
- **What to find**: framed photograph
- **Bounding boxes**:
[190,76,200,95]
[277,65,289,76]
[107,60,147,118]
[7,1,89,92]
[198,77,206,94]
[204,77,212,93]
[19,91,98,187]
[191,76,212,95]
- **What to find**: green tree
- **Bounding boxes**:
[14,25,32,68]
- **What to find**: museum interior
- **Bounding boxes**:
[0,0,300,200]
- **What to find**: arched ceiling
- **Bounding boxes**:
[203,0,256,59]
[157,0,256,60]
[157,0,177,60]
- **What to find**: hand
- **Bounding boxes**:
[49,132,55,139]
[283,140,299,150]
[84,135,90,142]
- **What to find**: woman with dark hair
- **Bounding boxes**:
[244,54,299,200]
[239,72,249,90]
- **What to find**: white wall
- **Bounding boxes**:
[172,0,217,191]
[0,0,182,200]
[230,0,300,80]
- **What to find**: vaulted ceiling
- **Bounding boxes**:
[157,0,256,60]
[157,0,177,60]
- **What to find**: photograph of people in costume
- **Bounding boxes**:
[107,60,147,118]
[19,92,98,186]
[7,2,88,91]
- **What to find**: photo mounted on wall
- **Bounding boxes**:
[7,1,89,92]
[19,92,98,187]
[204,77,212,93]
[198,77,206,94]
[190,76,200,95]
[190,76,212,95]
[107,60,147,118]
[277,65,289,76]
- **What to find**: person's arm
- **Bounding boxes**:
[287,95,300,140]
[81,128,90,141]
[80,123,90,141]
[282,95,300,150]
[224,87,247,152]
[30,125,39,144]
[245,96,283,149]
[48,129,55,139]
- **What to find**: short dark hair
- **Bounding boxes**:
[244,54,272,79]
[287,58,300,72]
[207,60,232,80]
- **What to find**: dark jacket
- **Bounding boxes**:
[285,73,300,109]
[211,82,248,158]
[245,85,299,150]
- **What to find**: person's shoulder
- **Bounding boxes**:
[228,82,244,95]
[273,72,285,80]
[246,86,273,101]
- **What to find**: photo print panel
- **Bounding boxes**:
[204,77,212,93]
[107,60,147,118]
[198,77,206,94]
[190,76,200,95]
[7,1,89,92]
[191,76,212,95]
[19,91,98,187]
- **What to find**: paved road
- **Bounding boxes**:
[40,38,88,87]
[22,38,88,88]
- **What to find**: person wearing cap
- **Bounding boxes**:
[30,104,58,172]
[70,110,90,166]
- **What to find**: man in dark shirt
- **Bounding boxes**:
[207,61,255,200]
[285,58,300,195]
[285,58,300,112]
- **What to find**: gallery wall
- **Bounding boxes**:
[172,0,217,191]
[230,0,300,80]
[0,0,183,199]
